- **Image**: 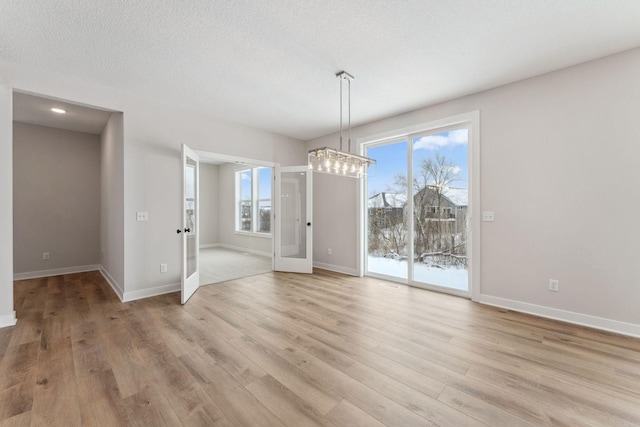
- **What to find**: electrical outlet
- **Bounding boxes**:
[327,248,332,255]
[42,252,50,260]
[548,279,559,292]
[160,263,167,273]
[136,211,149,222]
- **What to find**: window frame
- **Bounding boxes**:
[235,166,272,237]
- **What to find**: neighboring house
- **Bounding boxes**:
[368,187,467,225]
[415,186,468,233]
[368,192,407,227]
[368,187,468,259]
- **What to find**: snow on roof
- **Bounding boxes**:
[369,188,467,208]
[368,192,407,208]
[442,187,468,206]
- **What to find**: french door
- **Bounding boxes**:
[181,144,200,303]
[274,166,313,273]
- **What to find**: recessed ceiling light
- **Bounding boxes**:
[51,108,66,114]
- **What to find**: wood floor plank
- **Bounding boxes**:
[2,339,39,382]
[246,374,338,427]
[179,350,286,427]
[138,342,226,425]
[324,399,386,427]
[344,359,484,426]
[76,369,129,427]
[229,335,342,415]
[0,328,12,360]
[31,351,81,426]
[0,383,33,423]
[0,410,31,427]
[3,270,640,426]
[122,384,183,427]
[437,385,535,427]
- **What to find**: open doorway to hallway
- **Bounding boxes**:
[12,91,123,286]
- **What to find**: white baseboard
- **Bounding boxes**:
[0,311,17,328]
[313,261,358,276]
[14,264,102,281]
[478,294,640,339]
[204,243,272,258]
[122,282,180,302]
[99,267,124,301]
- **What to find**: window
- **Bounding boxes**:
[236,167,272,235]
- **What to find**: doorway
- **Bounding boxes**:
[194,151,276,287]
[11,91,122,285]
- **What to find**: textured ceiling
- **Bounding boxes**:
[2,0,640,141]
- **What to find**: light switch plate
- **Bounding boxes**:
[482,211,495,222]
[136,211,149,222]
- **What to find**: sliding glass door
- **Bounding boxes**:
[366,126,470,294]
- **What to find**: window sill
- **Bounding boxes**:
[234,231,272,239]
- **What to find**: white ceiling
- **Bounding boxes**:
[13,92,114,135]
[2,1,640,141]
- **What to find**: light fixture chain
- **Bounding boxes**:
[348,76,351,154]
[339,74,343,151]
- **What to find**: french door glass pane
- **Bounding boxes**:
[280,171,307,259]
[185,158,197,278]
[366,141,408,279]
[412,129,469,291]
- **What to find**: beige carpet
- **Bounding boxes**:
[199,246,272,285]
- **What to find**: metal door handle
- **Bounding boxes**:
[307,222,311,226]
[176,229,182,234]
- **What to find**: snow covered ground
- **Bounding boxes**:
[367,256,468,291]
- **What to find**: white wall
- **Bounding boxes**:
[308,48,640,335]
[0,84,15,327]
[100,113,125,293]
[13,123,101,274]
[311,173,359,275]
[0,58,305,308]
[199,163,219,245]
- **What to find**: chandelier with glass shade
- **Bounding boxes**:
[308,71,376,178]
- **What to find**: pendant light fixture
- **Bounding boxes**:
[308,71,376,178]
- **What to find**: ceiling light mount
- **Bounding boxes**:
[308,71,375,179]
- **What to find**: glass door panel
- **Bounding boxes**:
[365,140,408,279]
[411,128,469,291]
[280,171,306,259]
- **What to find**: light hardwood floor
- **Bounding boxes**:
[2,270,640,426]
[199,247,272,286]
